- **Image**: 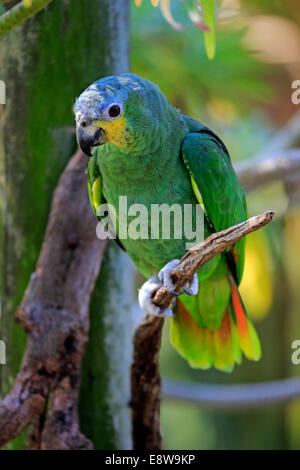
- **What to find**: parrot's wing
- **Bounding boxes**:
[172,131,261,371]
[87,155,126,251]
[181,131,247,283]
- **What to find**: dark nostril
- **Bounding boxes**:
[80,120,87,128]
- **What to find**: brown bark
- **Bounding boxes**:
[0,150,107,449]
[131,315,164,450]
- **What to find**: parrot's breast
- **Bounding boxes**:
[96,139,210,278]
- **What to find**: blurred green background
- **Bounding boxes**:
[131,0,300,450]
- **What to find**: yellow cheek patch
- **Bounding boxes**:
[95,116,128,148]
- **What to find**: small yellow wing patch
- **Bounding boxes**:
[191,176,203,204]
[190,176,209,219]
[91,176,102,212]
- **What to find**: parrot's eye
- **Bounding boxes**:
[108,104,121,118]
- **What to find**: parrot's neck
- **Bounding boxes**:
[96,144,174,183]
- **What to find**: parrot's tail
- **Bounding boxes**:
[170,276,261,373]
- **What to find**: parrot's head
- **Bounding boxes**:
[73,73,176,156]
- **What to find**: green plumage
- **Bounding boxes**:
[75,73,261,372]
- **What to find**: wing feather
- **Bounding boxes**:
[181,131,247,283]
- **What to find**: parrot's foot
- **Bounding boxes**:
[158,259,199,296]
[138,275,174,317]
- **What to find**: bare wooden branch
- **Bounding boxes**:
[234,108,300,191]
[259,110,300,156]
[235,149,300,192]
[153,210,275,311]
[131,315,163,450]
[163,377,300,409]
[0,150,107,449]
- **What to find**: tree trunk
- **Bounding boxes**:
[0,0,133,449]
[80,244,134,450]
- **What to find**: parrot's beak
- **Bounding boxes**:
[76,124,105,157]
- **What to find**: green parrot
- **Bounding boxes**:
[74,73,261,372]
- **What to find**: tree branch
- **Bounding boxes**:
[131,210,275,450]
[234,107,300,191]
[0,150,107,449]
[153,210,275,311]
[163,378,300,409]
[131,315,163,450]
[0,0,53,39]
[235,149,300,192]
[259,109,300,156]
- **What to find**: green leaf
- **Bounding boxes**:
[201,0,216,59]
